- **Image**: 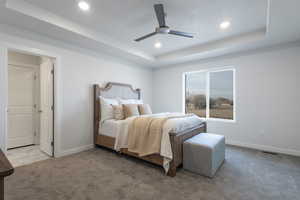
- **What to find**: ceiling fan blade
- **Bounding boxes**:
[134,32,157,42]
[154,4,166,27]
[169,30,194,38]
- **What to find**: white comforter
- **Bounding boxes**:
[112,113,204,172]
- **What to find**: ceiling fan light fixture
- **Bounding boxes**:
[220,21,231,30]
[134,4,194,42]
[154,42,162,48]
[78,1,90,11]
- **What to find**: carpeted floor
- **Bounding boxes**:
[5,145,300,200]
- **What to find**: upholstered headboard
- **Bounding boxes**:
[93,82,141,144]
[96,82,140,100]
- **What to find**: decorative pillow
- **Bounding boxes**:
[100,96,119,122]
[123,104,140,118]
[119,99,143,105]
[112,105,124,120]
[138,104,152,115]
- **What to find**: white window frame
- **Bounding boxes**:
[183,67,236,122]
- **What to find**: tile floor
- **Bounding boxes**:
[6,145,51,167]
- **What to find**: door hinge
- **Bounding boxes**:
[51,141,54,146]
[34,104,37,109]
[51,105,54,111]
[51,69,54,75]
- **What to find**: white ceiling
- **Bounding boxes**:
[23,0,268,56]
[0,0,300,67]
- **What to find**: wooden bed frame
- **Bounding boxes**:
[94,82,206,177]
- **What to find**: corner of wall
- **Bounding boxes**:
[0,46,8,151]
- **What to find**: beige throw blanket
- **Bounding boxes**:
[127,113,193,157]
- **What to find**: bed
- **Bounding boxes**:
[93,82,207,177]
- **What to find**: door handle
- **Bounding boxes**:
[38,110,43,113]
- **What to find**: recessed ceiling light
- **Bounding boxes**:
[220,21,231,30]
[78,1,90,11]
[154,42,162,48]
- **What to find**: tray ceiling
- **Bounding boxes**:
[23,0,267,56]
[0,0,300,67]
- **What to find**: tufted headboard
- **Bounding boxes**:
[93,82,141,144]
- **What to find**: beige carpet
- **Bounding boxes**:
[5,146,300,200]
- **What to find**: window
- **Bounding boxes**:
[185,68,235,121]
[185,72,207,118]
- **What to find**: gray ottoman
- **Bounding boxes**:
[183,133,225,178]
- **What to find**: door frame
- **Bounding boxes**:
[0,42,61,157]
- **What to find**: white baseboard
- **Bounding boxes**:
[54,141,300,158]
[227,140,300,157]
[55,144,94,158]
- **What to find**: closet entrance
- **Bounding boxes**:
[6,50,55,167]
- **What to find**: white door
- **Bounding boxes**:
[7,65,37,149]
[39,58,54,156]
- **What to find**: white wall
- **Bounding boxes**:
[2,26,300,158]
[0,47,7,151]
[0,32,153,156]
[153,45,300,156]
[8,51,40,66]
[59,50,152,153]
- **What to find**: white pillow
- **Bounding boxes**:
[138,104,152,115]
[119,99,143,105]
[100,96,119,122]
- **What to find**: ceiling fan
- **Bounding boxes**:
[134,4,194,42]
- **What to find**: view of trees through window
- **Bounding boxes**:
[185,69,234,120]
[185,72,207,118]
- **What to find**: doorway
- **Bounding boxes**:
[6,50,55,167]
